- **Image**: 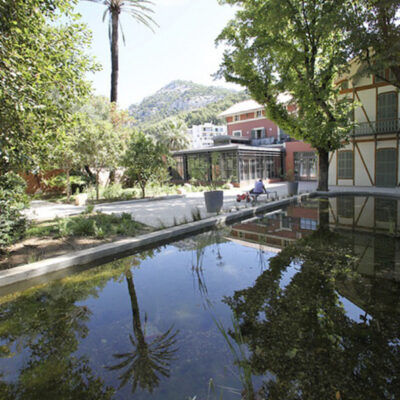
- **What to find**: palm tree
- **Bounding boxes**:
[107,269,179,393]
[88,0,157,103]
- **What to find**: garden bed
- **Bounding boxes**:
[0,212,152,270]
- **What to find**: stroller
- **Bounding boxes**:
[236,192,251,203]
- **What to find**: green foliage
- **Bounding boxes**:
[122,132,170,198]
[0,0,98,174]
[78,117,125,200]
[103,183,124,200]
[143,117,189,151]
[43,174,86,191]
[0,172,29,252]
[27,213,145,239]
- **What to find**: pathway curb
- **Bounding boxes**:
[0,194,309,289]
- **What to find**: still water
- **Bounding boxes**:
[0,195,399,399]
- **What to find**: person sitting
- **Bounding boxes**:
[250,179,267,195]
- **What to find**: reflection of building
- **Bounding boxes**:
[229,195,400,281]
[329,196,400,280]
[229,201,319,250]
[172,100,317,186]
[329,63,400,187]
[188,123,226,149]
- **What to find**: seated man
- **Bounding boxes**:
[250,179,267,195]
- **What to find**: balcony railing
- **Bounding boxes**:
[251,137,276,146]
[354,119,400,136]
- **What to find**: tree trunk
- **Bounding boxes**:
[96,170,100,201]
[125,270,145,344]
[110,10,119,103]
[84,165,94,180]
[141,184,145,199]
[318,195,330,231]
[317,149,329,192]
[66,168,71,203]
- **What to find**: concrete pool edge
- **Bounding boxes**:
[312,190,400,199]
[0,194,310,289]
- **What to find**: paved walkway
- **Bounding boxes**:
[25,182,400,228]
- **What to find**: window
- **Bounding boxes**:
[338,151,353,179]
[234,115,240,121]
[377,92,397,120]
[251,128,265,139]
[300,218,317,230]
[256,110,262,118]
[233,130,242,137]
[337,197,354,219]
[375,198,397,222]
[377,92,397,133]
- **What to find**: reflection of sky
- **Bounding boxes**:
[338,295,372,323]
[73,237,270,400]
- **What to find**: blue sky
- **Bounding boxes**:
[75,0,241,108]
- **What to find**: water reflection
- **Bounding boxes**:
[0,261,126,399]
[229,196,400,279]
[106,268,179,393]
[224,196,400,399]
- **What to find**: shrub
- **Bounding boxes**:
[103,183,123,200]
[0,172,29,252]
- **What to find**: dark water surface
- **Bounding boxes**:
[0,196,399,399]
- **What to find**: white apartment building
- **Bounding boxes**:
[188,123,227,149]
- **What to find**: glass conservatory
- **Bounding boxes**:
[172,145,284,186]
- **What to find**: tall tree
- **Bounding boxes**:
[88,0,157,103]
[217,0,354,191]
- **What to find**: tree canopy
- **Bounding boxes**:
[217,0,355,190]
[0,0,98,175]
[122,132,170,198]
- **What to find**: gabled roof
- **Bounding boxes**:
[218,100,264,117]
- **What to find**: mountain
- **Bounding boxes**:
[129,80,248,125]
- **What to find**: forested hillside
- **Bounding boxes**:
[129,80,248,127]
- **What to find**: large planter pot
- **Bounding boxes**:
[287,181,299,196]
[204,190,223,213]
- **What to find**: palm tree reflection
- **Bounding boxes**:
[107,269,179,393]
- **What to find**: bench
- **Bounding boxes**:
[250,190,278,205]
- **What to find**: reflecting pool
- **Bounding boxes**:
[0,196,399,399]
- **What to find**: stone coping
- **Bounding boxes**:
[0,194,308,290]
[312,190,400,199]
